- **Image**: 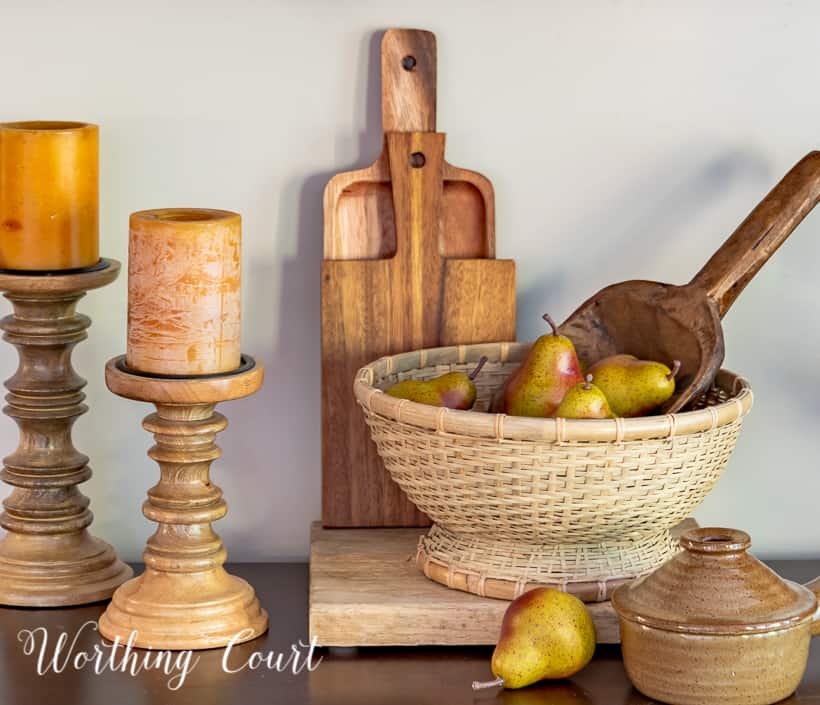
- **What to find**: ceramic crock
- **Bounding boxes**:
[611,527,820,705]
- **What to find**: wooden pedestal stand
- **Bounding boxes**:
[0,259,132,606]
[99,354,267,650]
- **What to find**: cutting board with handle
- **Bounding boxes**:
[321,28,516,527]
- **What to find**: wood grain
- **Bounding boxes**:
[562,151,820,413]
[322,28,497,265]
[690,150,820,315]
[440,259,516,345]
[0,260,132,606]
[309,520,697,647]
[101,357,268,649]
[321,135,516,526]
[105,354,263,404]
[321,28,516,527]
[322,133,446,528]
[381,28,436,133]
[309,523,614,646]
[324,152,496,261]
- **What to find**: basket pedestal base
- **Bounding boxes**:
[416,524,681,602]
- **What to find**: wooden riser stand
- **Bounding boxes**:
[309,520,697,646]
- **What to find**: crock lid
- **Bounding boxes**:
[612,527,818,635]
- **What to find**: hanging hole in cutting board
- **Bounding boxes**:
[402,55,417,71]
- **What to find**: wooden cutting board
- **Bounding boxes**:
[321,29,516,527]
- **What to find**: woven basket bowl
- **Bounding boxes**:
[354,342,753,603]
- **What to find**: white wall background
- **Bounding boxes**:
[0,0,818,561]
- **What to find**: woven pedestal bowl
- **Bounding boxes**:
[354,342,753,603]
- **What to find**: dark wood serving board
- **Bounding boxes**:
[321,29,516,527]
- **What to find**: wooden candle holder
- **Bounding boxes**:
[99,355,267,650]
[0,259,132,606]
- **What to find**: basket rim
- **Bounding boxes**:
[354,342,752,442]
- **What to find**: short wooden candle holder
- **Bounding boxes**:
[0,259,132,606]
[99,354,268,650]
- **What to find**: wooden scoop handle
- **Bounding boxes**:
[689,151,820,317]
[382,29,437,132]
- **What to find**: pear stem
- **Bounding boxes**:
[468,356,488,381]
[667,359,681,381]
[472,677,504,690]
[542,313,559,336]
[583,373,593,390]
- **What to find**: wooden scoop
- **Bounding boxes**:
[560,151,820,413]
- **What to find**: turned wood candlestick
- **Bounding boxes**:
[0,259,132,606]
[99,354,267,650]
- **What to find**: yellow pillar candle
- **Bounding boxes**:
[127,208,242,376]
[0,121,99,270]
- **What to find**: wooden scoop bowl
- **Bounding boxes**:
[561,151,820,413]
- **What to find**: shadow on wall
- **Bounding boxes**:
[210,30,778,557]
[517,148,773,340]
[217,31,386,558]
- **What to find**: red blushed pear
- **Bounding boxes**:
[473,587,596,690]
[503,314,584,417]
[385,356,488,410]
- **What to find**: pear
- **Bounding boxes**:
[385,356,487,410]
[504,314,584,417]
[589,355,681,417]
[473,587,596,690]
[554,375,614,419]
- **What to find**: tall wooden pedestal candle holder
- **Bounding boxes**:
[0,259,132,606]
[99,354,267,650]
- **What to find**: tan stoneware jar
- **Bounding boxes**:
[612,527,820,705]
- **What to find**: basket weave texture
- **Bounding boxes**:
[354,342,753,602]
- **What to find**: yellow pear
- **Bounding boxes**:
[473,587,596,690]
[385,357,487,410]
[554,375,614,419]
[589,355,680,417]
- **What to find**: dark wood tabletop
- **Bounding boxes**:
[1,561,819,705]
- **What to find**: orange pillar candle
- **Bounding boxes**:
[127,208,241,376]
[0,121,99,270]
